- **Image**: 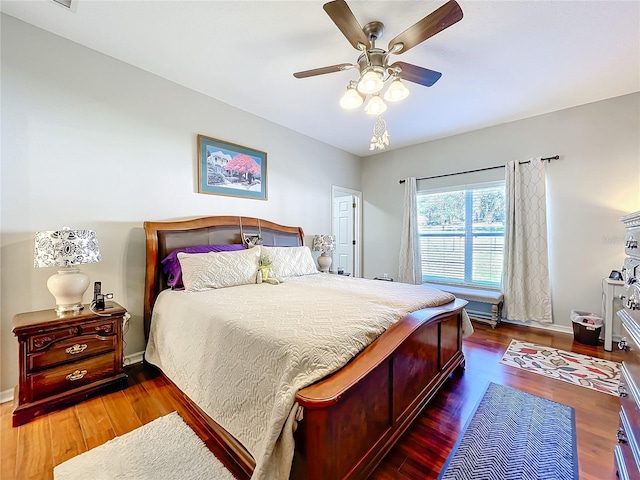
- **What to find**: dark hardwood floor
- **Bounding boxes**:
[1,322,624,480]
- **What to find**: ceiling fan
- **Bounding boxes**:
[293,0,463,115]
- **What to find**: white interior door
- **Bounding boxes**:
[333,195,354,274]
[332,186,361,277]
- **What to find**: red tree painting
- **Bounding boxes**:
[224,154,261,184]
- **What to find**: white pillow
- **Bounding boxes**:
[261,246,319,277]
[178,247,260,291]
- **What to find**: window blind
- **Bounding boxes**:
[417,182,505,289]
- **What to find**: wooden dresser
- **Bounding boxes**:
[12,302,128,426]
[615,210,640,479]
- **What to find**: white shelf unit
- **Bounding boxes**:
[602,277,625,352]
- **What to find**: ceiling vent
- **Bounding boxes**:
[52,0,73,9]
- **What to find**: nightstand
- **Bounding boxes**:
[12,302,128,426]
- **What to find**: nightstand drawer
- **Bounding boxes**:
[27,352,118,402]
[27,334,117,372]
[28,318,117,353]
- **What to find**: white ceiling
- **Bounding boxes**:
[2,0,639,157]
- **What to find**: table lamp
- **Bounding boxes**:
[312,234,336,273]
[34,227,101,314]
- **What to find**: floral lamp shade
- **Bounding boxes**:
[33,228,101,314]
[312,234,336,253]
[34,228,101,267]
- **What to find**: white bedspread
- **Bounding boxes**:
[145,274,469,479]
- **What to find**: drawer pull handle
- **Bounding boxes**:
[618,385,628,398]
[65,370,87,382]
[619,338,629,351]
[65,344,88,355]
[95,324,113,334]
[33,336,54,349]
[617,428,627,444]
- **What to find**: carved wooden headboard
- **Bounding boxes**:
[143,216,305,340]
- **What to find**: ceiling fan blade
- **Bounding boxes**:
[323,0,370,51]
[391,62,442,87]
[388,0,463,54]
[293,63,356,79]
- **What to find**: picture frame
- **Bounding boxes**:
[197,134,267,200]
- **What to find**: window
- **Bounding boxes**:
[417,182,505,289]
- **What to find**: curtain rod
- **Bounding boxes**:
[398,155,560,184]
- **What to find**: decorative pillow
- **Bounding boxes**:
[178,247,260,291]
[261,246,318,277]
[161,244,245,289]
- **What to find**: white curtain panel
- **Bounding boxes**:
[399,177,422,284]
[503,158,553,323]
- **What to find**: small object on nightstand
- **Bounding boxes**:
[374,274,394,281]
[330,270,351,276]
[12,301,128,426]
[609,270,623,281]
[95,293,105,310]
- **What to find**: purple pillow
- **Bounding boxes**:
[161,244,246,289]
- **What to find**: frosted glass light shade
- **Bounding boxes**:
[364,95,387,115]
[357,69,384,94]
[339,85,364,109]
[384,77,410,102]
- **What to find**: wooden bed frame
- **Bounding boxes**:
[143,215,467,480]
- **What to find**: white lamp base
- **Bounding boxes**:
[317,252,333,273]
[47,267,89,314]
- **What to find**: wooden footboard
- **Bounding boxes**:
[291,300,466,480]
[152,300,465,480]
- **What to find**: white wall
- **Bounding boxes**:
[362,93,640,330]
[0,15,361,392]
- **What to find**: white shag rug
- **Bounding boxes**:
[54,412,236,480]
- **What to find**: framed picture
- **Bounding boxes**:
[197,134,267,200]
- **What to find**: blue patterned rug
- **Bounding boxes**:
[438,383,578,480]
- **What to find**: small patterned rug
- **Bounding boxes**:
[500,339,620,396]
[438,383,578,480]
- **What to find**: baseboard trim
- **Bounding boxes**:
[500,318,573,335]
[500,319,622,347]
[0,388,14,404]
[123,350,145,366]
[0,350,145,405]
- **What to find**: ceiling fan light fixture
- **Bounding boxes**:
[384,76,410,102]
[364,94,387,115]
[357,68,384,94]
[339,82,364,109]
[293,0,464,150]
